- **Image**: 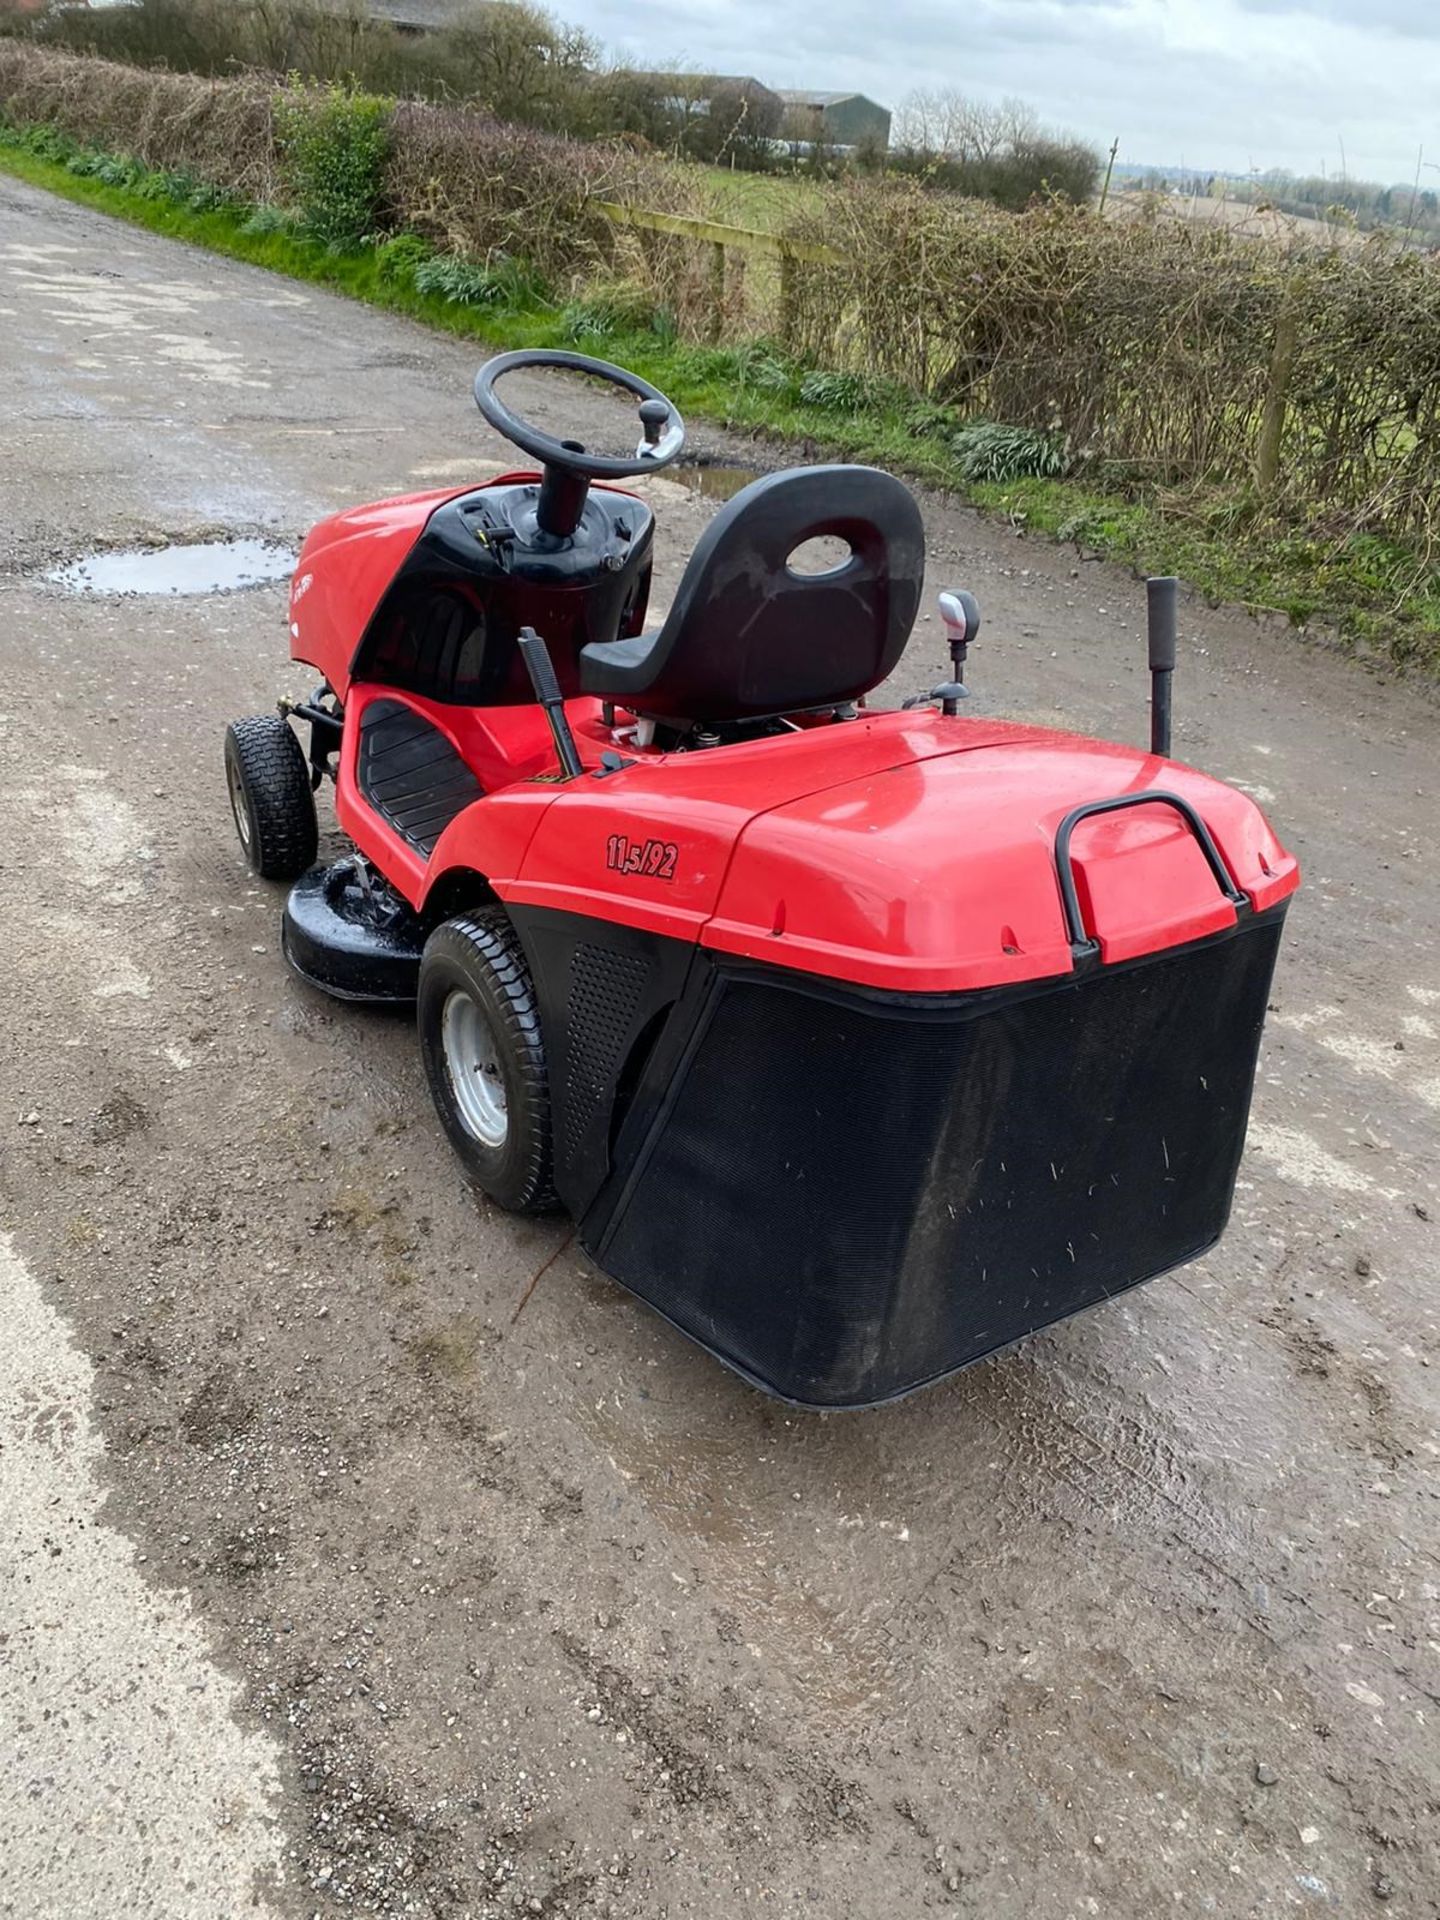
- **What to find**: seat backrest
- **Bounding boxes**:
[578,465,925,722]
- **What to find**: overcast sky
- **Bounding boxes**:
[563,0,1437,187]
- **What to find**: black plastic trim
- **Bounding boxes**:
[504,905,698,1218]
[282,861,427,1004]
[1053,789,1248,955]
[349,483,654,705]
[357,698,483,856]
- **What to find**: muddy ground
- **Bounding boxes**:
[0,175,1436,1920]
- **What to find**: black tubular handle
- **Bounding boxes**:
[1054,789,1247,955]
[1147,576,1178,756]
[518,626,583,778]
[1147,576,1178,671]
[518,626,563,706]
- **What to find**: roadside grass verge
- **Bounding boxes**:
[975,480,1440,666]
[2,121,1436,675]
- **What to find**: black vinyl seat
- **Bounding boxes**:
[579,465,925,723]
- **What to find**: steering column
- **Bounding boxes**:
[472,349,686,544]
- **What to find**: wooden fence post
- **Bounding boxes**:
[779,249,799,352]
[708,239,726,343]
[1257,304,1298,493]
[1097,136,1119,214]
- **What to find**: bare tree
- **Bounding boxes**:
[897,87,1041,164]
[893,86,1099,205]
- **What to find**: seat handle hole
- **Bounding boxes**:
[786,535,853,578]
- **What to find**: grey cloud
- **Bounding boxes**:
[1237,0,1440,35]
[574,0,1440,181]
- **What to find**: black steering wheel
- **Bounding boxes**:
[473,349,685,542]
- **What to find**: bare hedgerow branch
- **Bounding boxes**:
[380,100,710,289]
[780,177,1440,545]
[0,42,711,290]
[4,42,1440,557]
[0,41,279,199]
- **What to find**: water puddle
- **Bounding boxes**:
[46,538,295,597]
[670,462,761,502]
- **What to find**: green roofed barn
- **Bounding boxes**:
[776,89,891,152]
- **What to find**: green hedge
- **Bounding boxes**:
[274,80,390,248]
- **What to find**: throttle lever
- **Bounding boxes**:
[637,398,670,457]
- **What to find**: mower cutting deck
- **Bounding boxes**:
[224,348,1299,1408]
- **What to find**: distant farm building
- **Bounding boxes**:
[776,89,891,152]
[324,0,480,30]
[618,73,783,124]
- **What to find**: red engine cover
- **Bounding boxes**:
[299,486,1298,998]
[408,707,1299,995]
[700,728,1296,990]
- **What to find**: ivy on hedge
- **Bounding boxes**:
[274,80,391,249]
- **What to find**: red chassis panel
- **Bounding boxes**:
[288,473,644,702]
[335,687,1299,998]
[289,487,469,702]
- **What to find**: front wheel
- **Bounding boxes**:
[417,913,556,1214]
[224,715,318,880]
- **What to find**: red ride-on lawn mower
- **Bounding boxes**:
[224,349,1299,1409]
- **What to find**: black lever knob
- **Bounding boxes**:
[931,680,970,718]
[637,398,669,448]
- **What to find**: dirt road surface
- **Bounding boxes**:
[1,175,1437,1920]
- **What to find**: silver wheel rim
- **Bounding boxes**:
[227,754,253,851]
[442,989,509,1148]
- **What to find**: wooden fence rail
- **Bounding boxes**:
[595,200,841,346]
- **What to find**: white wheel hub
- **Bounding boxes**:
[227,754,252,850]
[441,989,509,1148]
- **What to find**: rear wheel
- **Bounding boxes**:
[225,715,318,880]
[418,913,556,1213]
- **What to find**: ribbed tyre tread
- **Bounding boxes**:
[418,912,557,1214]
[224,715,318,880]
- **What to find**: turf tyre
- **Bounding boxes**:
[225,715,318,880]
[418,912,557,1214]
